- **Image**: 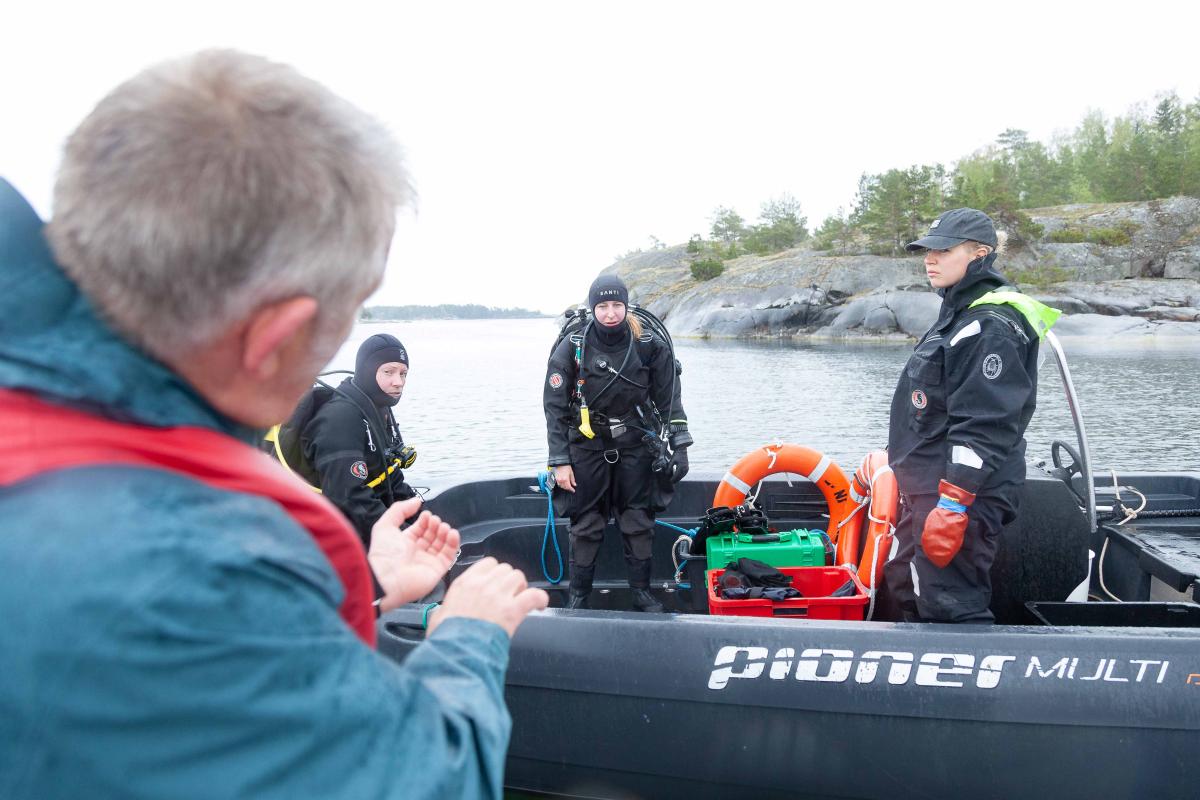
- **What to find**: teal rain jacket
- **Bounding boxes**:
[0,179,512,799]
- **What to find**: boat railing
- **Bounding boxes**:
[1045,330,1097,533]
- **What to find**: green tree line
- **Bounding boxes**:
[818,91,1200,256]
[686,194,809,280]
[681,90,1200,275]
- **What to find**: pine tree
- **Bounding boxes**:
[709,206,746,243]
[1151,93,1185,197]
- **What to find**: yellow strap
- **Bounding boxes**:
[366,458,404,489]
[578,405,596,439]
[268,424,323,494]
[268,425,400,493]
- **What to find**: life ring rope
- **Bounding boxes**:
[852,450,900,619]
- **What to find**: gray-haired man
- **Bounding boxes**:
[0,50,546,799]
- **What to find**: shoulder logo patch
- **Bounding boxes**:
[350,460,369,480]
[911,389,928,409]
[982,353,1003,380]
[548,372,564,389]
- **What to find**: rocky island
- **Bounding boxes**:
[602,197,1200,346]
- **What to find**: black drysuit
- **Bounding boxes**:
[543,322,687,592]
[300,378,415,548]
[884,253,1040,622]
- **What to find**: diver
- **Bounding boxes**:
[543,274,691,612]
[885,208,1059,623]
[278,333,417,547]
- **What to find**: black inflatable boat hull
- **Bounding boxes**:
[378,472,1200,799]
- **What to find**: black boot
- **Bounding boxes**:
[631,587,664,613]
[628,558,663,612]
[567,562,595,610]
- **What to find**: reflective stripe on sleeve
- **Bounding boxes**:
[950,319,982,347]
[951,445,984,469]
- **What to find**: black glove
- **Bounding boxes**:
[670,446,689,483]
[668,422,693,450]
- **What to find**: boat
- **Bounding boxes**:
[377,335,1200,799]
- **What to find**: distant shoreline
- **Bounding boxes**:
[360,303,551,322]
[362,315,554,322]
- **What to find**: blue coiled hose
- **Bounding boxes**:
[537,470,565,584]
[539,471,700,587]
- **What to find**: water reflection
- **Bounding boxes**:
[328,319,1200,482]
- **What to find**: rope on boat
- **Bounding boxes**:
[537,470,565,585]
[1108,471,1149,526]
[1096,536,1120,602]
[1097,470,1150,601]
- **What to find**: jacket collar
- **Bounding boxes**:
[934,252,1010,332]
[0,178,255,441]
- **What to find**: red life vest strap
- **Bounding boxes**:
[0,388,376,647]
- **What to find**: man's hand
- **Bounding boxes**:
[428,557,549,637]
[554,464,576,492]
[921,479,976,568]
[369,497,459,612]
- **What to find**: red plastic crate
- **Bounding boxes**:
[707,565,868,619]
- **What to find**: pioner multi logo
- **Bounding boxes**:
[707,645,1173,691]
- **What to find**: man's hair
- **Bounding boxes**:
[47,49,411,359]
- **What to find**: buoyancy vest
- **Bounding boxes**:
[268,379,407,495]
[271,383,336,484]
[0,388,377,646]
[969,290,1062,340]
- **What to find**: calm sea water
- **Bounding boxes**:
[327,319,1200,483]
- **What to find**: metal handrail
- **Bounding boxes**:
[1044,330,1097,532]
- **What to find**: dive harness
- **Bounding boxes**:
[266,370,414,500]
[553,303,685,469]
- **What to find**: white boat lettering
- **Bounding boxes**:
[708,646,769,690]
[709,646,1016,690]
[975,655,1017,689]
[855,651,914,685]
[915,652,975,687]
[794,648,854,682]
[1024,656,1169,683]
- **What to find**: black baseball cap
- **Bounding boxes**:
[906,208,997,252]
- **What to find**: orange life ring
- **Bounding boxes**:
[712,443,862,567]
[850,450,899,598]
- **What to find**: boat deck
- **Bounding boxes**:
[1092,476,1200,603]
[1106,520,1200,602]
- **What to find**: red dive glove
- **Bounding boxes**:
[921,479,977,568]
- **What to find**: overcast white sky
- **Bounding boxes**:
[4,1,1198,313]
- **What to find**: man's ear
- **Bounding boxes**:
[242,296,319,378]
